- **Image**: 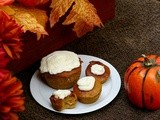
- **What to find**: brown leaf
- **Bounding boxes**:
[49,0,103,37]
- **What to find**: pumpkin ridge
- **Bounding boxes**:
[125,61,143,84]
[142,68,151,109]
[126,66,138,84]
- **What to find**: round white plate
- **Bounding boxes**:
[30,55,121,114]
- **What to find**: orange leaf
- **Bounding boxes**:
[49,0,103,37]
[49,0,75,27]
[4,4,48,40]
[0,6,15,15]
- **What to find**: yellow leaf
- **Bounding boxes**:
[49,0,103,37]
[7,4,48,40]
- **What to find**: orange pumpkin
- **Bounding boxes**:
[124,54,160,110]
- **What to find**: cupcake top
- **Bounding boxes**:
[53,90,71,99]
[91,64,105,75]
[40,50,80,74]
[77,76,95,91]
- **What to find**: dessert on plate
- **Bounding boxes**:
[73,76,102,104]
[39,50,82,89]
[50,90,77,111]
[85,61,110,84]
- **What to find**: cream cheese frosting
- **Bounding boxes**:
[39,51,80,74]
[53,90,71,99]
[77,76,95,91]
[91,64,105,75]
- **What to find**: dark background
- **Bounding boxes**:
[17,0,160,119]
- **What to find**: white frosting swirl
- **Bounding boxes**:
[39,51,80,74]
[91,64,105,75]
[77,76,95,91]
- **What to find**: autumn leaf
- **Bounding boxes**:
[0,5,15,15]
[49,0,75,27]
[2,4,48,40]
[50,0,103,37]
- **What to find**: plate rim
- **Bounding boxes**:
[30,54,121,114]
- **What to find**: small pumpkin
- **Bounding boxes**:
[124,54,160,110]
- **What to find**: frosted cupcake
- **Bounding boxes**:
[39,50,82,89]
[73,76,102,104]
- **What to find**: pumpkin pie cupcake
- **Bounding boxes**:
[39,50,82,89]
[50,90,77,111]
[73,76,102,104]
[85,61,110,84]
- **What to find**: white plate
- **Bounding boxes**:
[30,55,121,114]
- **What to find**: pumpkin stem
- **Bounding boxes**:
[158,71,160,76]
[142,54,152,67]
[156,70,160,83]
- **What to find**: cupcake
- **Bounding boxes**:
[85,61,110,84]
[73,76,102,104]
[39,50,82,89]
[50,90,77,111]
